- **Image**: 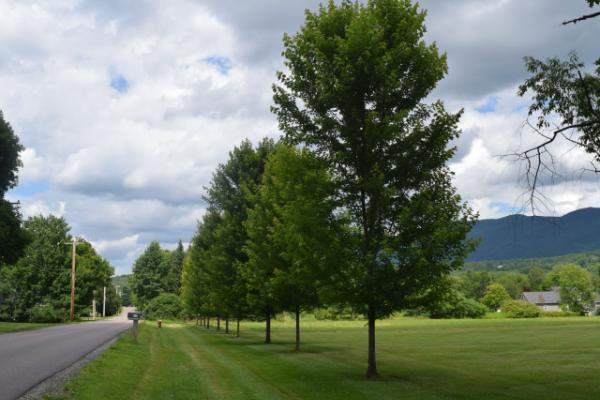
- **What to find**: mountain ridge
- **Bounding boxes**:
[467,207,600,261]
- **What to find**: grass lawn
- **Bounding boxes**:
[0,321,55,334]
[57,317,600,400]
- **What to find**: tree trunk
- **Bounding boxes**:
[207,317,210,329]
[217,316,221,331]
[195,316,199,327]
[236,318,240,338]
[365,306,378,379]
[225,318,229,334]
[265,311,271,344]
[295,305,300,352]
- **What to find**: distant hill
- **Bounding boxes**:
[112,274,131,289]
[467,208,600,261]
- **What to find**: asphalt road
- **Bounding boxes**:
[0,311,131,400]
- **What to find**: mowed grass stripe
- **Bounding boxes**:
[58,317,600,400]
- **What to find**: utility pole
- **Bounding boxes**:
[65,237,82,321]
[102,286,106,317]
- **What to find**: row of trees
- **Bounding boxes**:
[181,0,479,378]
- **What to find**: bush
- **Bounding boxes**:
[29,304,67,323]
[144,293,181,320]
[501,300,541,318]
[429,292,487,319]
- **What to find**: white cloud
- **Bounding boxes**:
[2,0,600,272]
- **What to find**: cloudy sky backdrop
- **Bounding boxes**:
[3,0,600,274]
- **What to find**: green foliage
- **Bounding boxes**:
[494,272,530,299]
[0,199,30,265]
[0,215,119,321]
[481,283,511,310]
[455,271,494,299]
[466,251,600,273]
[112,274,132,306]
[273,0,476,321]
[29,304,67,323]
[0,111,23,195]
[120,286,132,307]
[527,267,547,290]
[502,300,541,318]
[131,242,170,309]
[244,145,341,319]
[144,293,182,320]
[550,263,595,314]
[165,241,185,295]
[182,139,276,325]
[272,0,478,373]
[425,289,487,319]
[0,111,28,266]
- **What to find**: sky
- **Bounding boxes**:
[2,0,600,274]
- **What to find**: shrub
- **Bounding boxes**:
[144,293,181,320]
[501,300,541,318]
[429,292,487,319]
[29,304,67,323]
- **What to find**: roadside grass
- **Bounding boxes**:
[56,317,600,400]
[0,322,55,334]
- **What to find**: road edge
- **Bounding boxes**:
[18,329,130,400]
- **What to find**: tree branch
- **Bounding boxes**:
[562,10,600,25]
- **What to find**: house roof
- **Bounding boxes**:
[522,290,560,305]
[522,290,600,305]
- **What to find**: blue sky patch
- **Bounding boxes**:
[110,73,129,93]
[476,96,499,113]
[8,180,50,198]
[203,55,232,75]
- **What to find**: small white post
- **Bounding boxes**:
[102,286,106,317]
[92,299,96,320]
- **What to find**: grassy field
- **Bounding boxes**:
[0,321,55,334]
[57,317,600,400]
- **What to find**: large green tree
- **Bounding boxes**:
[244,144,342,350]
[0,111,28,265]
[547,263,595,314]
[203,139,276,335]
[273,0,476,377]
[131,241,170,309]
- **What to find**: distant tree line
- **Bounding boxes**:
[434,263,600,317]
